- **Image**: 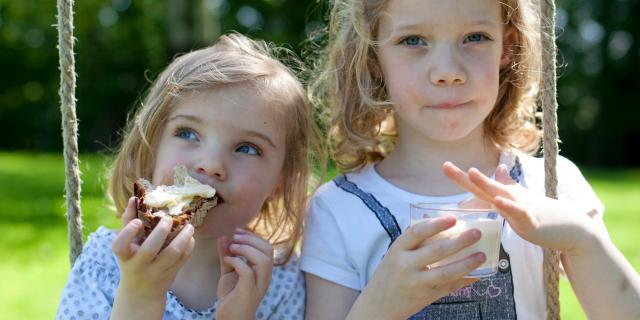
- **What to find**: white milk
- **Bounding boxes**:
[411,218,502,275]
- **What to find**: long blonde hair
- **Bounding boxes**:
[309,0,542,172]
[109,33,318,263]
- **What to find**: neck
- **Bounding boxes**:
[377,125,500,196]
[170,236,220,310]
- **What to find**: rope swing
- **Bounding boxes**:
[56,0,83,266]
[55,0,561,317]
[540,0,561,319]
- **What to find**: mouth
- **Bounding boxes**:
[429,101,467,109]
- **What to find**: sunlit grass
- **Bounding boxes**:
[0,152,638,318]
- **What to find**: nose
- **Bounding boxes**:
[428,45,466,86]
[195,151,227,181]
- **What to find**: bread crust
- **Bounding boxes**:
[133,179,217,247]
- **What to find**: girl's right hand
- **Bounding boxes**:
[349,216,485,320]
[110,197,195,319]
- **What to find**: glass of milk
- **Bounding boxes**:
[410,202,503,278]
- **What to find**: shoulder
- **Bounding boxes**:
[56,227,119,319]
[515,152,604,214]
[72,226,119,272]
[310,165,377,205]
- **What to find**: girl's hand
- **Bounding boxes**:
[350,216,485,320]
[442,162,598,256]
[215,229,274,320]
[110,197,195,320]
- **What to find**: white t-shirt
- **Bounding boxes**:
[56,227,305,320]
[300,151,603,320]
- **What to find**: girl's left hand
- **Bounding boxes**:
[215,228,274,320]
[442,162,599,256]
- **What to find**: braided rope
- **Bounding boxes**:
[540,0,561,319]
[56,0,84,266]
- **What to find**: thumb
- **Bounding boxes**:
[217,236,234,274]
[495,164,516,185]
[121,197,138,225]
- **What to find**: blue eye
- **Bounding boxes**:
[465,33,489,43]
[236,144,261,155]
[400,36,425,46]
[174,128,198,141]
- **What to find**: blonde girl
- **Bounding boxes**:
[57,33,315,320]
[300,0,615,319]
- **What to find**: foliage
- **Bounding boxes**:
[0,0,638,165]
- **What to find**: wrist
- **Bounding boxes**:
[348,286,407,320]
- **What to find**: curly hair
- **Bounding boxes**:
[309,0,542,172]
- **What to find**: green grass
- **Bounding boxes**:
[0,152,638,318]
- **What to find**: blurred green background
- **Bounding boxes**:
[0,0,638,318]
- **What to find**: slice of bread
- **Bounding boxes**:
[134,166,218,247]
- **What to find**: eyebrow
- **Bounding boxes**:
[393,19,500,33]
[243,130,277,149]
[167,114,203,123]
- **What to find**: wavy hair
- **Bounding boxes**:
[309,0,542,172]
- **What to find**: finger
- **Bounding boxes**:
[420,252,486,282]
[166,234,195,273]
[494,196,534,229]
[229,242,273,292]
[442,162,495,204]
[495,164,516,186]
[224,256,256,291]
[458,197,492,210]
[412,228,482,267]
[232,229,273,258]
[136,217,172,261]
[218,236,234,274]
[121,197,138,225]
[393,216,457,251]
[467,168,514,200]
[229,243,273,268]
[112,219,143,260]
[155,224,195,271]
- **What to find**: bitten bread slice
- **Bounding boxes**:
[134,166,218,246]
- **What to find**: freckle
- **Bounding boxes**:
[620,278,629,292]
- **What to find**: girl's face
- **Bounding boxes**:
[376,0,508,143]
[152,84,286,239]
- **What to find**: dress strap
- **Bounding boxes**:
[333,175,403,243]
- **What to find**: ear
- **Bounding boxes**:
[500,27,516,68]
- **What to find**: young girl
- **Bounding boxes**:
[301,0,610,319]
[56,33,316,320]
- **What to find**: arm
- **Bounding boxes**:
[111,197,195,320]
[305,273,359,320]
[305,216,484,320]
[444,162,640,319]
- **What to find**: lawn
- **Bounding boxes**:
[0,151,638,319]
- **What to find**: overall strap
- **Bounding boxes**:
[333,175,402,243]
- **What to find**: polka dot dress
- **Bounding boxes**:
[56,227,305,320]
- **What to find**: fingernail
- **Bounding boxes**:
[131,219,142,227]
[185,224,193,233]
[230,244,240,250]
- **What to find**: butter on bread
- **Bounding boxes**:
[134,165,218,246]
